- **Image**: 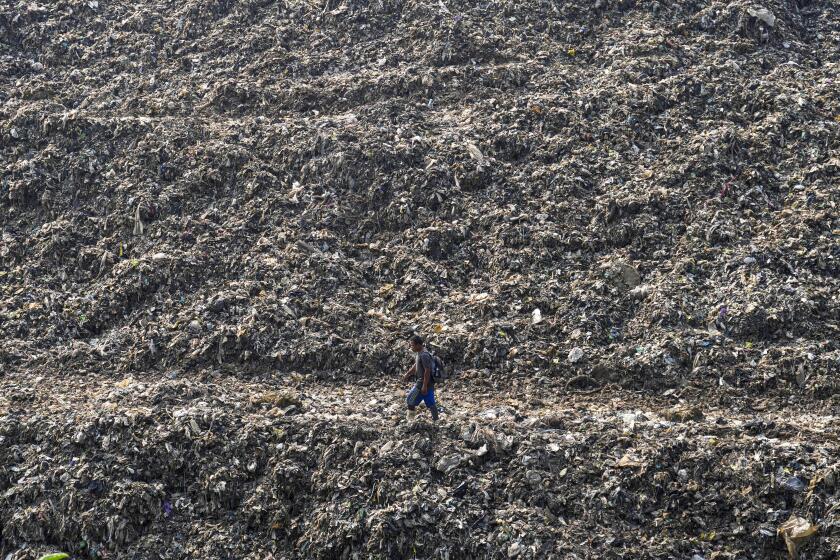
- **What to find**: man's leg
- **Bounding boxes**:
[406,384,421,420]
[423,388,440,421]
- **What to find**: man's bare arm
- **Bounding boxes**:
[421,366,431,395]
[404,363,416,381]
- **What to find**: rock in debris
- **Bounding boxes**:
[747,6,776,27]
[568,347,585,364]
[604,261,642,291]
[436,454,463,474]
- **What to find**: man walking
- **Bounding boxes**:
[404,334,439,421]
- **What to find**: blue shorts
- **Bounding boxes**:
[406,384,436,409]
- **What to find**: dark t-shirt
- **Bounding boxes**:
[415,350,435,386]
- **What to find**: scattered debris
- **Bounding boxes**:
[778,517,818,559]
[1,373,837,558]
[0,0,838,557]
[0,0,836,398]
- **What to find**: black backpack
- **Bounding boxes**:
[430,353,448,381]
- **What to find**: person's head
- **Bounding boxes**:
[409,334,424,353]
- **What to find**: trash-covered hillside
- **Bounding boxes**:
[1,0,838,557]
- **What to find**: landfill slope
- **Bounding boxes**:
[2,373,840,559]
[1,0,839,558]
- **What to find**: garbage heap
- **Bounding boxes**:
[1,0,839,557]
[0,374,838,559]
[1,0,837,393]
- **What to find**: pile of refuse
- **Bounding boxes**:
[1,0,839,556]
[1,372,839,559]
[1,0,837,392]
